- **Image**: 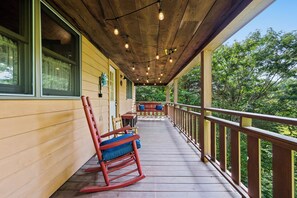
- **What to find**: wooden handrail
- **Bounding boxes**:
[165,102,297,198]
[205,107,297,126]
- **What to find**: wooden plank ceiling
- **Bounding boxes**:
[45,0,251,85]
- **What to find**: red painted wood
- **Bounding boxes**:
[230,129,240,184]
[272,144,293,198]
[247,136,260,198]
[80,96,145,193]
[219,125,226,171]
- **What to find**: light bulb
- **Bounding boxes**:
[160,80,162,83]
[169,57,173,63]
[146,79,149,83]
[156,54,159,60]
[161,73,163,76]
[147,66,150,70]
[158,77,160,80]
[137,78,139,81]
[132,66,135,70]
[146,72,148,75]
[125,42,129,49]
[158,9,164,20]
[114,28,119,35]
[154,83,156,85]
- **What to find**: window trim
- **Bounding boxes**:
[0,0,82,99]
[126,78,133,99]
[0,0,33,96]
[40,1,81,98]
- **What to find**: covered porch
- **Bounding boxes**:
[1,0,296,197]
[52,118,240,198]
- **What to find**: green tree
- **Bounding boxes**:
[136,86,166,101]
[172,29,297,197]
[212,29,297,114]
[178,66,201,105]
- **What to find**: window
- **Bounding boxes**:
[0,0,32,94]
[126,79,132,99]
[41,4,80,96]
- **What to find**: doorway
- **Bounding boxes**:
[109,66,117,130]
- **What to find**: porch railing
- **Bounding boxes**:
[167,103,297,198]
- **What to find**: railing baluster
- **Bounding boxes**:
[190,114,195,142]
[231,129,240,184]
[219,124,226,171]
[211,122,216,161]
[272,144,293,198]
[248,136,260,198]
[167,103,297,197]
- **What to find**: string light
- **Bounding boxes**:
[158,9,164,20]
[160,73,163,76]
[114,27,119,35]
[125,42,129,49]
[147,65,150,70]
[160,80,162,83]
[146,71,149,75]
[146,79,149,83]
[158,77,160,80]
[137,78,139,81]
[154,83,156,85]
[156,54,159,60]
[169,57,173,63]
[132,65,135,70]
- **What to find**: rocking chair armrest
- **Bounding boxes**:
[101,126,132,138]
[100,134,140,150]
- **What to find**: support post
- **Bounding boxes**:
[166,86,170,103]
[200,50,212,162]
[173,78,178,104]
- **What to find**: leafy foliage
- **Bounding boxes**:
[136,86,166,101]
[178,67,201,105]
[136,29,297,197]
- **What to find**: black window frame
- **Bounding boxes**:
[0,0,32,95]
[41,3,81,97]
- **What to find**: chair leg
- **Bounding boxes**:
[132,141,144,176]
[100,162,110,186]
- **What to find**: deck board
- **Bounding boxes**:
[51,119,240,198]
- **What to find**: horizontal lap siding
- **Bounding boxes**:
[0,36,109,197]
[118,71,135,115]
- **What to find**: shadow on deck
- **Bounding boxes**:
[51,118,240,198]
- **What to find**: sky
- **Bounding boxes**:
[225,0,297,44]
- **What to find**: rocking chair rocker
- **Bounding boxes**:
[80,96,145,193]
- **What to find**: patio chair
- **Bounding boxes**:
[112,115,138,137]
[80,96,145,193]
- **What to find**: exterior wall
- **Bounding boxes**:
[118,71,135,115]
[0,36,111,197]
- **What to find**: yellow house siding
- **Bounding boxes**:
[0,36,110,197]
[118,71,135,115]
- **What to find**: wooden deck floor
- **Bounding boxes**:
[51,119,240,198]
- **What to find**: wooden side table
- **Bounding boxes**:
[121,113,137,127]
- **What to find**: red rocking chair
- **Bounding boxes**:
[80,96,145,193]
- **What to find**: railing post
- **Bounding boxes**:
[231,128,240,184]
[219,124,226,171]
[241,117,261,198]
[210,122,216,161]
[272,145,294,198]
